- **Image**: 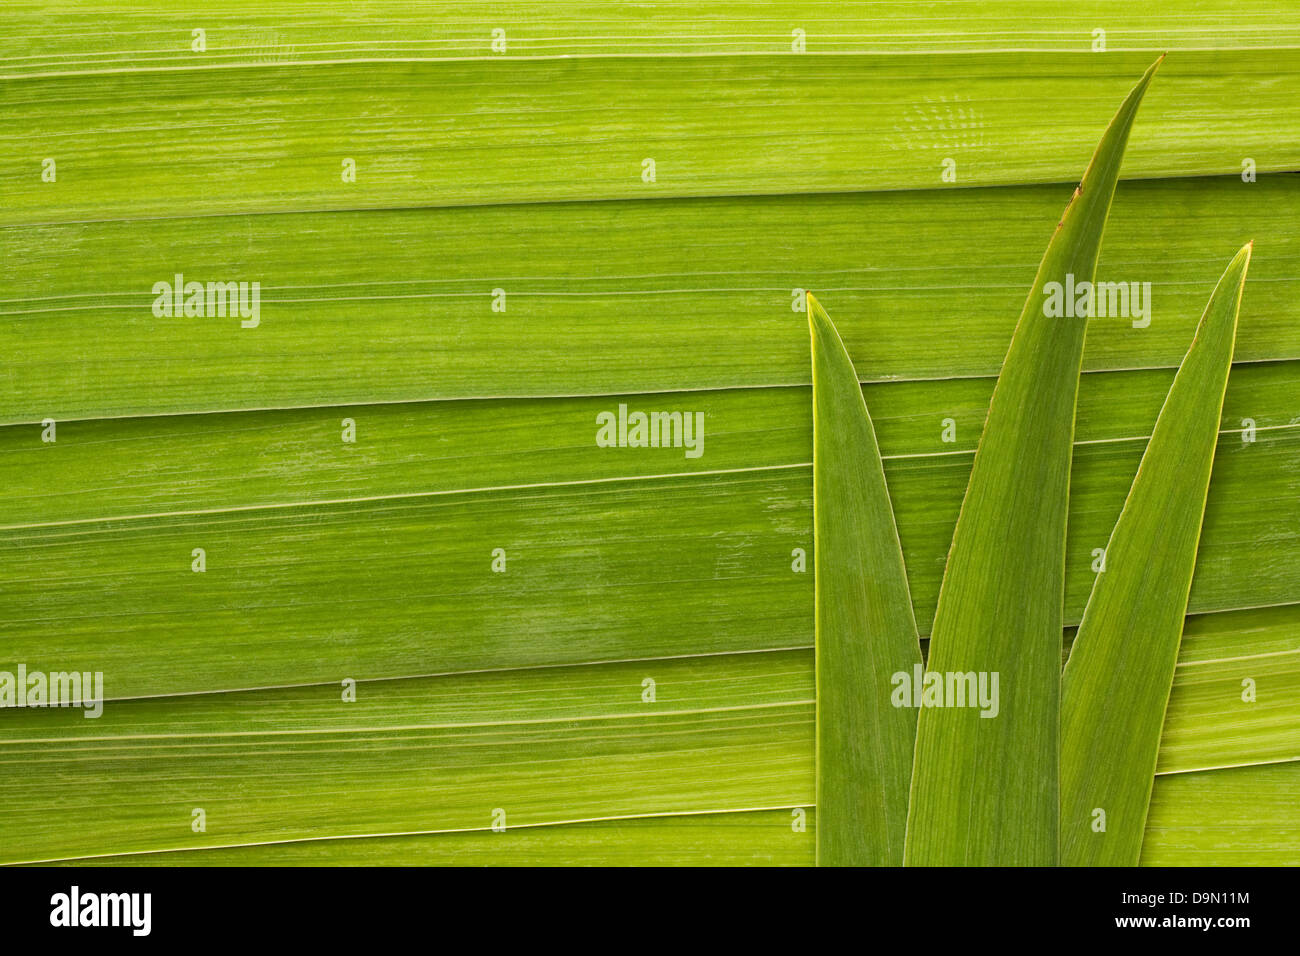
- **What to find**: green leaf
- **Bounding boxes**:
[3,13,1296,868]
[0,651,816,864]
[4,376,1296,701]
[7,599,1293,865]
[1156,603,1300,774]
[904,57,1162,866]
[1142,761,1300,866]
[6,52,1300,227]
[37,752,1300,867]
[1061,244,1253,866]
[808,293,921,866]
[4,602,1292,864]
[7,1,1299,75]
[7,177,1300,423]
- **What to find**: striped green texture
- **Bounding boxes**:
[3,3,1297,869]
[6,177,1300,421]
[32,758,1300,867]
[33,752,1300,867]
[3,403,1295,700]
[2,359,1296,526]
[5,52,1300,227]
[3,602,1293,864]
[1141,762,1300,866]
[1156,604,1300,774]
[6,1,1300,76]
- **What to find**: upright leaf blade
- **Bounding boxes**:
[809,293,923,866]
[1061,244,1252,866]
[904,57,1163,866]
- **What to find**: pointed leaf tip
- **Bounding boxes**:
[1061,247,1251,865]
[904,59,1161,867]
[810,298,921,866]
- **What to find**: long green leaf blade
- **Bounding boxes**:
[6,600,1291,864]
[904,57,1162,866]
[7,52,1300,226]
[7,2,1299,75]
[809,293,922,866]
[7,177,1300,423]
[35,756,1300,867]
[1061,243,1253,866]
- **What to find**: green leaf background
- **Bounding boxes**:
[810,293,920,866]
[1,3,1297,865]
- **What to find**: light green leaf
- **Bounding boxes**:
[3,382,1296,701]
[808,293,921,866]
[6,1,1299,75]
[1142,761,1300,866]
[1061,243,1253,866]
[905,57,1162,866]
[42,810,815,868]
[0,650,816,864]
[5,52,1300,226]
[3,9,1296,868]
[6,177,1300,423]
[1156,603,1300,774]
[6,602,1292,864]
[40,753,1300,867]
